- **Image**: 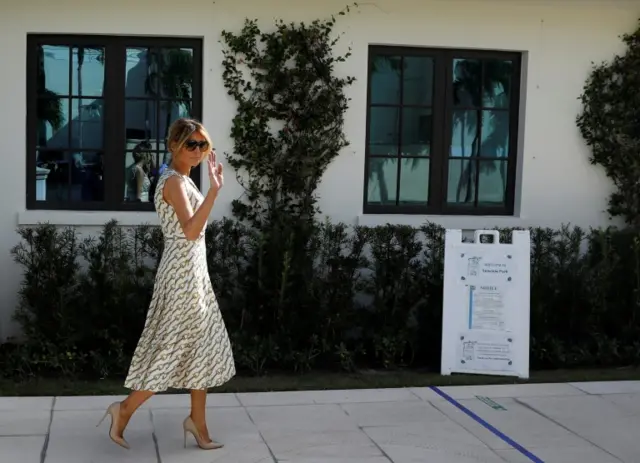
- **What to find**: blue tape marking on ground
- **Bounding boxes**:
[430,386,544,463]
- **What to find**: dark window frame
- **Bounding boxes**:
[26,34,203,212]
[363,45,522,216]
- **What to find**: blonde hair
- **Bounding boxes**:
[166,118,212,162]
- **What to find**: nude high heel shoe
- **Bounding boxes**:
[96,401,131,449]
[183,416,223,450]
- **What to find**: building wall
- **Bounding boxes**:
[0,0,637,339]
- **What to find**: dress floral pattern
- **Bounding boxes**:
[124,169,236,392]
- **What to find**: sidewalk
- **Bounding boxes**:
[2,381,640,462]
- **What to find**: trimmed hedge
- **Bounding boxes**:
[2,220,639,379]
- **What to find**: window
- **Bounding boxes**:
[364,46,521,215]
[26,35,203,211]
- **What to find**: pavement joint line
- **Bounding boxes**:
[425,396,509,462]
[238,398,421,408]
[408,388,426,401]
[513,397,625,463]
[567,383,594,395]
[357,425,395,463]
[39,396,55,463]
[430,386,544,463]
[336,404,394,463]
[242,407,278,463]
[149,409,163,463]
[597,393,640,417]
[145,404,241,410]
[338,403,351,416]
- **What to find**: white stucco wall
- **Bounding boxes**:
[0,0,638,339]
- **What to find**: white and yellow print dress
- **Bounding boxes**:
[124,168,236,392]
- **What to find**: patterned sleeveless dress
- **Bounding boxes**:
[124,168,236,392]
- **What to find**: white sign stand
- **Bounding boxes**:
[440,229,530,379]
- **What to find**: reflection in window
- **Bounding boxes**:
[366,51,435,207]
[367,158,398,205]
[364,46,521,215]
[123,47,195,203]
[125,141,153,203]
[35,44,106,203]
[71,99,104,149]
[72,47,105,97]
[28,36,202,210]
[450,58,513,206]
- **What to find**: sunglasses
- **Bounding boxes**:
[184,139,210,152]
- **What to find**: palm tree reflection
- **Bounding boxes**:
[368,55,512,207]
[452,58,512,204]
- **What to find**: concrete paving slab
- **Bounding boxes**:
[247,404,384,460]
[237,390,318,407]
[55,392,240,411]
[600,392,640,415]
[3,383,640,462]
[433,383,585,400]
[237,388,418,407]
[47,409,156,463]
[408,387,441,401]
[426,394,519,452]
[0,409,51,436]
[207,392,241,407]
[0,436,45,463]
[432,396,588,451]
[263,429,382,460]
[247,404,361,433]
[364,425,503,462]
[569,380,640,395]
[372,446,502,463]
[519,394,640,462]
[341,400,445,427]
[307,388,419,404]
[0,396,53,411]
[55,394,128,411]
[363,421,502,462]
[153,407,273,463]
[496,445,622,463]
[151,392,240,409]
[275,458,390,463]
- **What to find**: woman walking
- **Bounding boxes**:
[97,118,236,450]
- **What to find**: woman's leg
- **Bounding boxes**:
[117,390,155,437]
[189,389,212,443]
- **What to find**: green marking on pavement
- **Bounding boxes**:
[476,395,507,411]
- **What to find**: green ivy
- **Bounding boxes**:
[577,19,640,226]
[220,7,355,227]
[214,9,361,373]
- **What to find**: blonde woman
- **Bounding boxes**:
[97,118,236,450]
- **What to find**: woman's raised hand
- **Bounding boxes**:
[207,150,224,192]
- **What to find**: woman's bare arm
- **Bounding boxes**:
[162,175,218,241]
[135,166,145,200]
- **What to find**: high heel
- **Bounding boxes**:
[183,416,223,450]
[96,402,131,450]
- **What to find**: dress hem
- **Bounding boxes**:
[123,372,236,393]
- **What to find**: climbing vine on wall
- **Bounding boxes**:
[217,8,359,372]
[220,6,356,227]
[577,19,640,227]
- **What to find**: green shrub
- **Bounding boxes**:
[4,220,640,380]
[7,221,159,378]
